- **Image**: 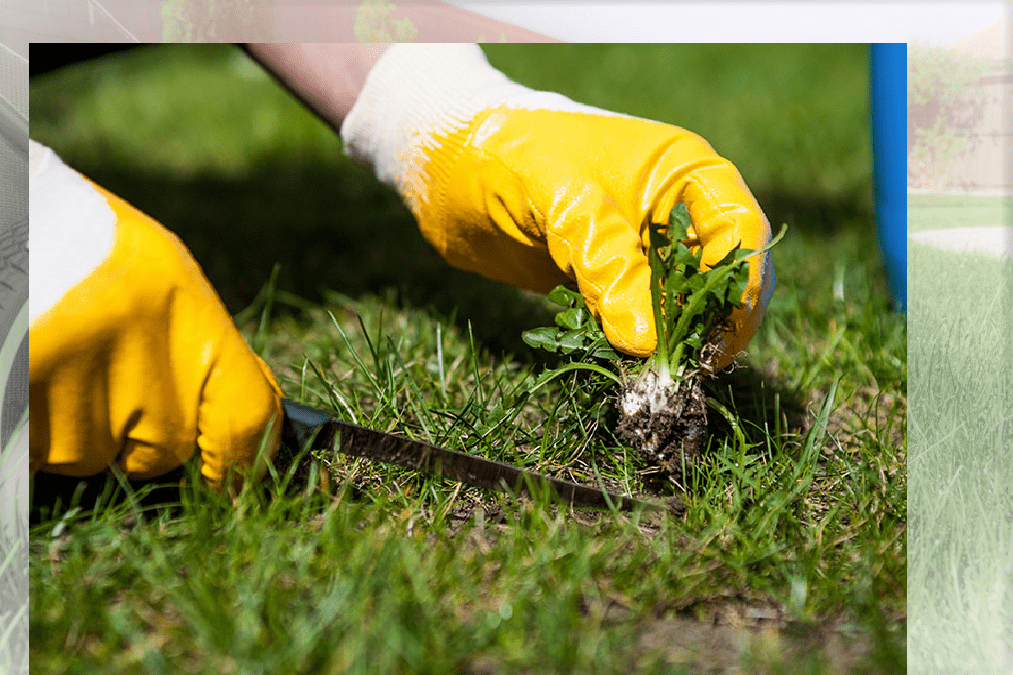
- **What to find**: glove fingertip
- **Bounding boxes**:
[594,274,657,359]
[197,346,285,492]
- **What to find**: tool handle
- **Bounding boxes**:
[281,398,338,451]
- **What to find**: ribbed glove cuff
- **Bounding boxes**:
[341,44,620,212]
[341,45,527,199]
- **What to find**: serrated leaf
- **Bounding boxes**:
[527,207,783,381]
[724,262,750,306]
[670,246,700,268]
[683,273,707,295]
[668,201,692,241]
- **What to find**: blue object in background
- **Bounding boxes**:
[870,43,907,313]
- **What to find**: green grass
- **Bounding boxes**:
[907,205,1013,674]
[29,44,905,673]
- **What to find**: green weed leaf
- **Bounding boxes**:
[526,209,784,388]
[546,285,582,308]
[556,307,588,331]
[521,327,563,352]
[558,331,587,354]
[669,201,692,240]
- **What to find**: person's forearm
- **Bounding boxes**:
[241,43,391,134]
[243,2,555,132]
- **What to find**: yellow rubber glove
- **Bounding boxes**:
[342,45,774,369]
[29,141,283,491]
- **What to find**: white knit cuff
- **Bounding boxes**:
[340,44,621,209]
[29,140,117,324]
[29,137,49,179]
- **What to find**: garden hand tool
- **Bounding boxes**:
[341,44,775,369]
[281,398,663,512]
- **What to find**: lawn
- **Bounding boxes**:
[29,44,906,673]
[907,202,1012,674]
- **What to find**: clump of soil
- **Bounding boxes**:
[616,369,708,486]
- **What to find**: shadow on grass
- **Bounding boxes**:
[753,185,875,239]
[81,155,558,361]
[707,364,813,438]
[30,467,188,526]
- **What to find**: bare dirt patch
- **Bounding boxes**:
[636,612,874,674]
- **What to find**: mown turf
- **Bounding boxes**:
[29,44,905,673]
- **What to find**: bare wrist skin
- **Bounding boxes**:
[240,43,391,133]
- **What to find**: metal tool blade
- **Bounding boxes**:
[281,399,661,511]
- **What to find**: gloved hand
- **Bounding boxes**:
[342,44,774,369]
[29,140,283,491]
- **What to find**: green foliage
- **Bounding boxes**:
[521,286,618,361]
[907,44,991,188]
[29,326,906,672]
[648,203,785,379]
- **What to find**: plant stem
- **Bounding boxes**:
[648,221,671,383]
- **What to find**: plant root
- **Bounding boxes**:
[616,370,708,488]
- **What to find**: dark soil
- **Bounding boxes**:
[617,373,708,488]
